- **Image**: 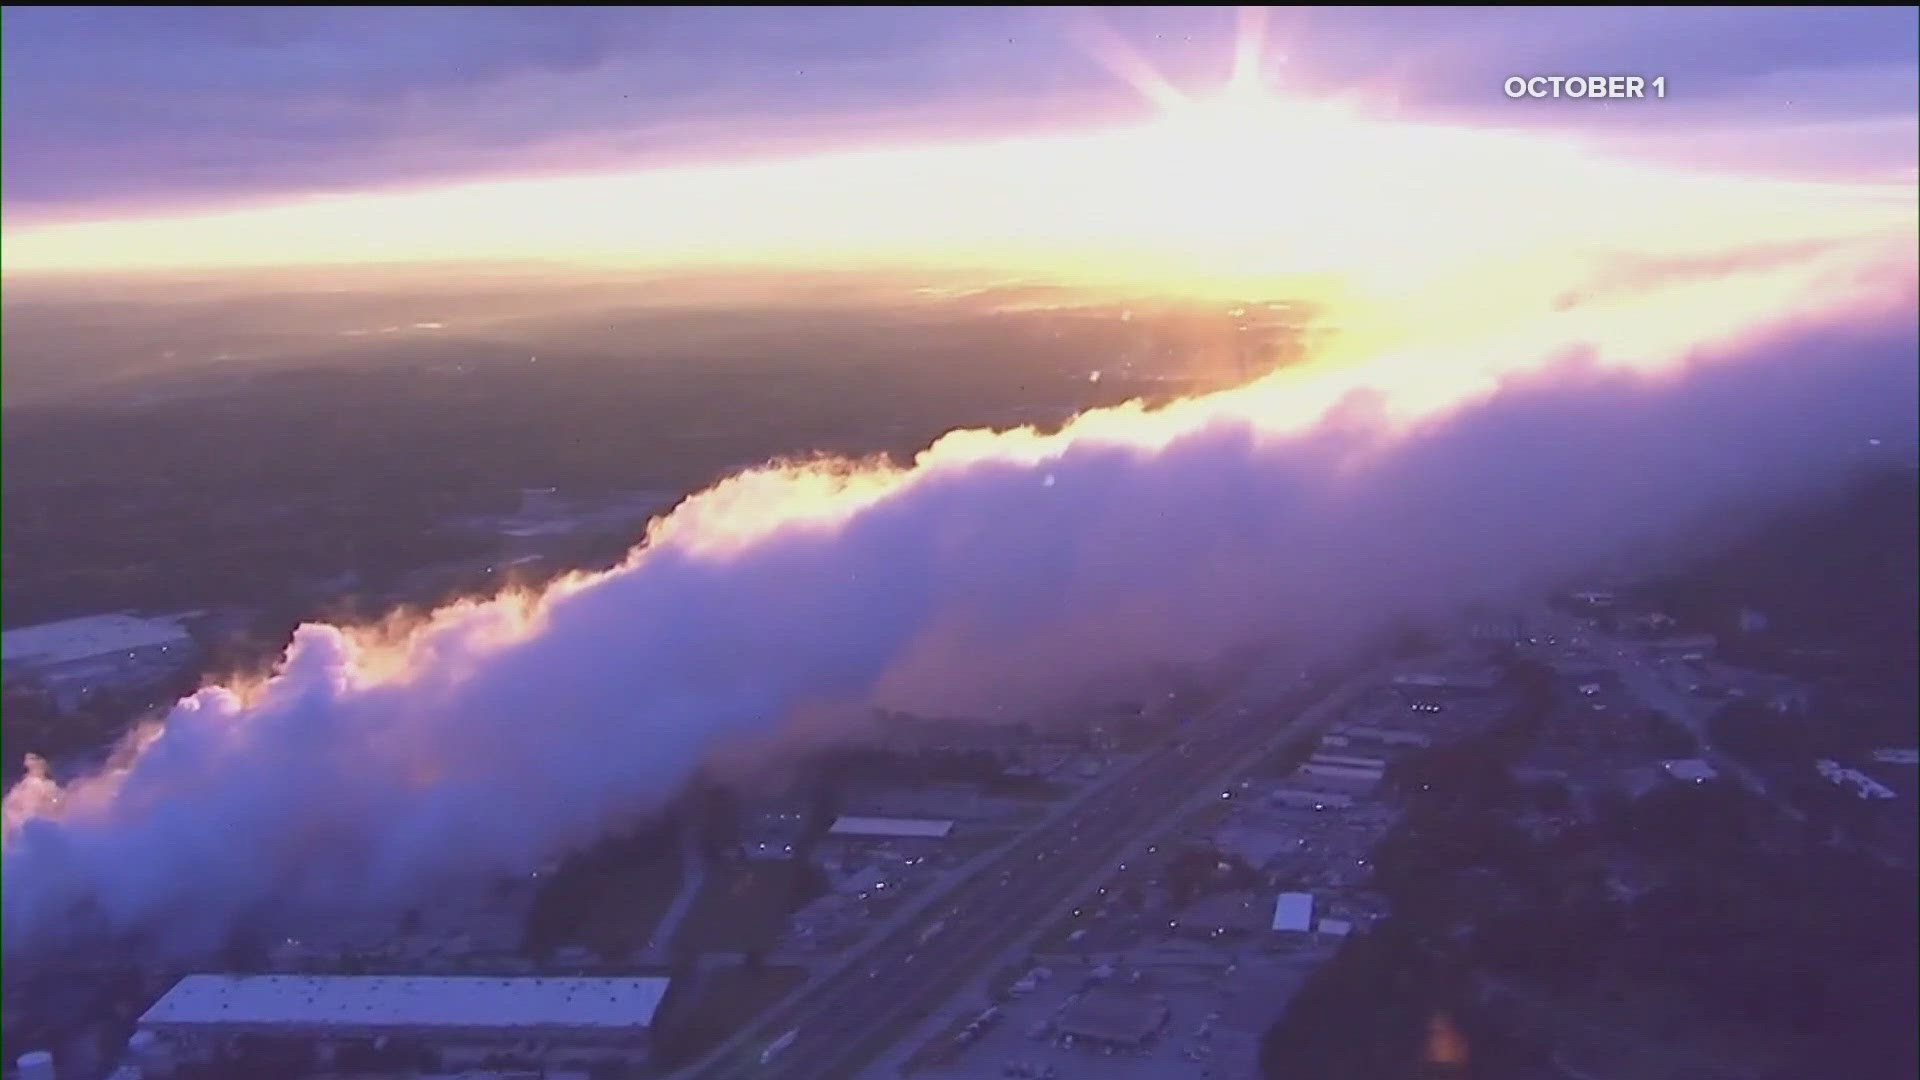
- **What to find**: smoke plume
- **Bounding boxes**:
[3,233,1915,963]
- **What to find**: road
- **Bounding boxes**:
[644,817,711,965]
[1543,610,1803,822]
[1549,611,1919,878]
[690,665,1368,1080]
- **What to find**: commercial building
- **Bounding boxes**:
[1295,762,1384,790]
[1,613,196,709]
[1814,760,1897,800]
[1332,724,1433,748]
[1660,759,1719,784]
[136,974,671,1072]
[1271,892,1314,933]
[826,816,955,839]
[1308,752,1389,772]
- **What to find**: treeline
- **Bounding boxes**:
[1263,649,1917,1079]
[1639,464,1917,712]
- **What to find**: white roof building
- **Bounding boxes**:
[138,975,672,1038]
[1660,759,1719,784]
[1308,752,1389,771]
[1814,760,1897,800]
[1297,762,1385,785]
[1272,892,1314,933]
[1332,725,1433,747]
[827,816,954,839]
[2,613,193,669]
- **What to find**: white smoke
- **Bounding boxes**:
[3,237,1916,963]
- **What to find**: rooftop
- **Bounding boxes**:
[1660,759,1719,783]
[1272,892,1314,933]
[2,613,192,668]
[138,975,671,1033]
[827,815,954,839]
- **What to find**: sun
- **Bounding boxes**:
[1079,5,1362,172]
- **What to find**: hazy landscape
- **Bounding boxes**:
[3,7,1914,1080]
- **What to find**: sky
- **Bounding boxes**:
[1,6,1915,282]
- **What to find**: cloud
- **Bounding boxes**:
[3,230,1913,964]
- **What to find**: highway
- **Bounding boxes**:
[689,666,1369,1080]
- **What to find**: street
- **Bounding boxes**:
[688,666,1367,1080]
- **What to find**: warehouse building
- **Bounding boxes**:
[1331,724,1433,748]
[1,613,197,710]
[1271,892,1315,933]
[1308,752,1390,772]
[136,974,671,1072]
[826,816,954,839]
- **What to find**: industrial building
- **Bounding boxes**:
[1814,759,1897,800]
[1307,752,1389,772]
[135,974,671,1073]
[1,613,196,709]
[827,816,955,839]
[1270,892,1314,933]
[1293,762,1383,792]
[1331,724,1433,748]
[1660,758,1719,784]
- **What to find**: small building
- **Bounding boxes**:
[1316,918,1354,937]
[826,816,955,839]
[1053,989,1169,1049]
[1309,751,1389,771]
[1660,759,1719,784]
[1814,760,1897,800]
[1870,748,1918,766]
[1271,892,1314,933]
[1294,763,1382,791]
[1333,725,1433,748]
[136,974,670,1071]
